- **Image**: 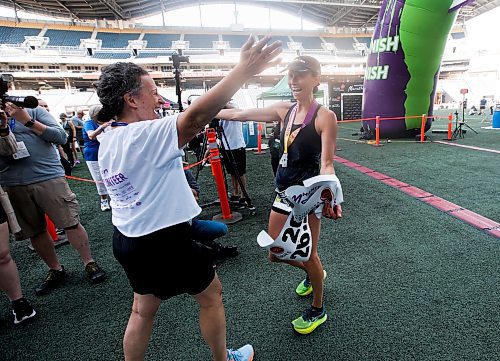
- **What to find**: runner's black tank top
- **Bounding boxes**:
[275,103,322,191]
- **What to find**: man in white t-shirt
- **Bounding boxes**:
[95,36,281,361]
[220,103,249,206]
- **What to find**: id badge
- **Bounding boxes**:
[279,153,288,168]
[12,141,30,160]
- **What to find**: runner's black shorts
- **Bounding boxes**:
[113,222,215,300]
[222,147,246,176]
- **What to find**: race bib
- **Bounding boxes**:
[12,141,30,159]
[257,174,343,261]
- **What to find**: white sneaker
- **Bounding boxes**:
[100,199,111,211]
[227,344,254,361]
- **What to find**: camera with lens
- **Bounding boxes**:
[169,53,190,69]
[0,74,39,109]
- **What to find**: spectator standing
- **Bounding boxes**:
[0,109,36,324]
[479,96,487,115]
[70,110,85,163]
[219,103,248,205]
[37,99,72,175]
[0,102,106,295]
[59,113,77,167]
[82,105,111,211]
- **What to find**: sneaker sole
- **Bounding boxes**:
[296,270,327,297]
[293,314,327,335]
[13,310,37,325]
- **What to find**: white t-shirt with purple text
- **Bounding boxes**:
[98,115,201,237]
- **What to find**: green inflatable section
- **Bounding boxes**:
[400,0,459,128]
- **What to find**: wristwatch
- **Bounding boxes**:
[24,118,35,128]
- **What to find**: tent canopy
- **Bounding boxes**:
[258,76,324,100]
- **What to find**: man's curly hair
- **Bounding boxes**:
[94,62,148,122]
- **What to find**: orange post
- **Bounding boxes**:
[206,128,231,219]
[375,116,380,146]
[256,123,262,154]
[45,214,58,242]
[420,114,426,142]
[447,113,453,140]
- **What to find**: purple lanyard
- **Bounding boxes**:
[283,101,319,153]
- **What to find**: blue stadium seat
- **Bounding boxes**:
[92,51,131,59]
[290,36,323,49]
[136,51,175,58]
[355,36,372,48]
[222,34,249,49]
[45,29,92,47]
[143,33,180,49]
[323,37,355,50]
[183,49,219,56]
[0,26,40,45]
[183,34,218,49]
[95,32,140,48]
[266,35,290,46]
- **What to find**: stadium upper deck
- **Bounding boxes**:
[0,19,376,87]
[0,17,469,90]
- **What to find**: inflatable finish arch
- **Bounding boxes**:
[362,0,474,138]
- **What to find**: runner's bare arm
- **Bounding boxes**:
[216,102,291,123]
[319,108,337,176]
[318,108,342,219]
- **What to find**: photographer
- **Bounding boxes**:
[0,109,36,324]
[0,99,106,296]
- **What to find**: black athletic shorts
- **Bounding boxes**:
[222,147,246,176]
[112,223,215,300]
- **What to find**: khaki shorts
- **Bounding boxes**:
[5,177,80,239]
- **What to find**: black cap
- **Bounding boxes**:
[283,56,321,75]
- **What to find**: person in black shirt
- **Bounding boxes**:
[217,56,342,335]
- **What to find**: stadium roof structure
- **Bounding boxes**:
[0,0,499,27]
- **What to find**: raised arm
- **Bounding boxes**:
[176,35,282,147]
[4,103,67,144]
[216,102,291,123]
[87,121,112,140]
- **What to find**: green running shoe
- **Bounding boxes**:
[292,307,327,335]
[295,270,327,296]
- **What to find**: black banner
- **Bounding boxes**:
[328,82,364,121]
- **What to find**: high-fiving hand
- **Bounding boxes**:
[237,35,282,78]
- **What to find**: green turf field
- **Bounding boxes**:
[1,111,499,360]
